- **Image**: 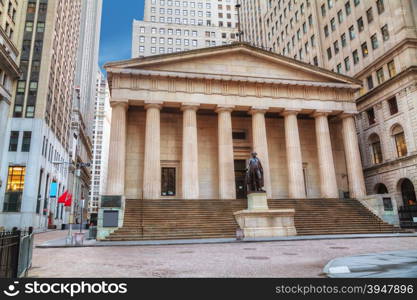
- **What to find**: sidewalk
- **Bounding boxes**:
[37,232,417,248]
[324,250,417,278]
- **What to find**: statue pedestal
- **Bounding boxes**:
[234,193,297,239]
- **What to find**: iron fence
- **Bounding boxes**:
[0,228,34,278]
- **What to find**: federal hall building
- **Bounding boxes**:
[98,43,401,240]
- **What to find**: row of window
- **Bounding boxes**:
[149,15,236,27]
[152,7,212,17]
[145,37,200,47]
[369,123,407,166]
[140,40,222,54]
[365,60,396,91]
[8,131,31,152]
[150,0,217,9]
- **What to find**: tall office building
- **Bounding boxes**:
[69,0,103,226]
[89,70,111,217]
[0,0,22,202]
[132,0,239,58]
[238,0,417,227]
[0,0,82,231]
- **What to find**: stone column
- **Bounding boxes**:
[250,108,272,198]
[313,111,339,198]
[106,101,128,195]
[216,105,236,199]
[143,102,162,199]
[181,104,200,199]
[342,114,367,198]
[282,110,306,199]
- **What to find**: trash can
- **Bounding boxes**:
[73,232,85,246]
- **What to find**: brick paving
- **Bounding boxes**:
[29,230,417,278]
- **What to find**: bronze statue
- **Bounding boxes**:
[245,152,265,193]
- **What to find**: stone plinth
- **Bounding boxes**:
[248,192,269,210]
[234,193,297,238]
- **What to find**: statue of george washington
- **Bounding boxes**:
[245,152,265,193]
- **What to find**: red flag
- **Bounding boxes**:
[64,193,72,207]
[58,191,68,204]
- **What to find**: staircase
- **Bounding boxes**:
[105,198,399,241]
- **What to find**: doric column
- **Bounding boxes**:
[143,102,162,199]
[313,111,339,198]
[341,114,367,198]
[181,104,200,199]
[216,105,236,199]
[106,101,128,195]
[282,110,306,199]
[250,107,272,198]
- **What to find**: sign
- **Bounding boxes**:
[50,182,58,198]
[103,211,119,227]
[101,196,122,208]
[413,217,417,223]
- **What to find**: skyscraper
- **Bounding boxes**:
[238,0,417,227]
[0,0,22,199]
[132,0,239,58]
[0,0,82,231]
[69,0,103,226]
[89,70,111,217]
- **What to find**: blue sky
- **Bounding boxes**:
[99,0,145,71]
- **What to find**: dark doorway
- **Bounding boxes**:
[401,179,416,206]
[375,183,389,194]
[234,160,247,199]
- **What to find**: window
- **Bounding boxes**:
[367,108,376,125]
[333,41,339,54]
[9,131,19,152]
[337,10,344,23]
[354,0,360,6]
[381,25,389,41]
[361,42,369,57]
[25,21,33,32]
[37,22,45,33]
[388,97,398,115]
[330,18,336,31]
[388,60,396,77]
[376,68,385,84]
[376,0,385,14]
[17,81,26,94]
[353,50,359,64]
[324,25,329,37]
[366,7,373,23]
[233,131,247,140]
[344,56,350,71]
[327,48,332,60]
[371,34,379,49]
[321,4,326,16]
[392,125,407,157]
[367,75,374,89]
[3,167,26,212]
[345,1,351,15]
[341,33,347,47]
[369,134,383,164]
[337,63,342,73]
[161,167,176,196]
[22,132,32,152]
[349,25,355,40]
[357,17,364,32]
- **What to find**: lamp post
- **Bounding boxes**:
[235,2,242,42]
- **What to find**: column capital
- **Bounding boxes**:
[249,106,269,115]
[215,105,235,113]
[311,110,332,118]
[144,101,163,110]
[110,100,129,110]
[281,109,301,117]
[339,111,358,119]
[181,103,200,112]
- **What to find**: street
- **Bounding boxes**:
[29,231,417,278]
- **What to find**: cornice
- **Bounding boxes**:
[107,68,361,90]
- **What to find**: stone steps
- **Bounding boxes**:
[105,198,399,241]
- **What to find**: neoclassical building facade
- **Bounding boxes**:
[103,44,366,206]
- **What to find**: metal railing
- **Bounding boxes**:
[0,228,34,278]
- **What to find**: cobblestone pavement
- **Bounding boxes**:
[29,231,417,278]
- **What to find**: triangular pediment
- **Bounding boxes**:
[105,43,361,85]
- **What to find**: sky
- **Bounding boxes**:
[99,0,145,72]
